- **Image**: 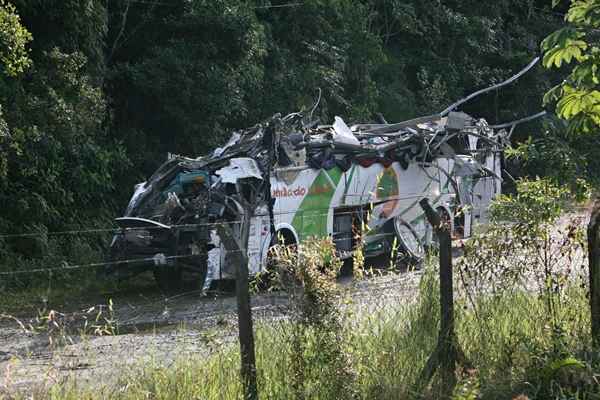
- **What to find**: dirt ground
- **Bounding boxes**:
[0,211,589,395]
[0,263,423,393]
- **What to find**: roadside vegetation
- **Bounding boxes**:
[3,177,597,400]
[4,1,600,399]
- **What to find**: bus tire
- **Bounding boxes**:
[340,257,354,276]
[153,258,208,294]
[259,229,297,290]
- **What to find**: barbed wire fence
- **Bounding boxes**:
[0,203,428,396]
[0,202,432,278]
[0,203,596,398]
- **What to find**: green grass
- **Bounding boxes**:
[0,230,157,315]
[0,270,160,316]
[4,265,596,400]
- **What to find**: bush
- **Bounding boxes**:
[490,177,570,228]
[270,237,356,399]
[457,177,593,399]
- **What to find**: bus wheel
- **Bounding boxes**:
[260,229,297,290]
[153,257,207,294]
[393,218,425,269]
[339,257,354,276]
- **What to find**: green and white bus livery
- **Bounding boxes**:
[108,111,505,292]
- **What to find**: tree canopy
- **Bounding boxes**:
[542,0,600,133]
[0,0,580,275]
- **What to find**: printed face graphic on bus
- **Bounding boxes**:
[376,167,399,219]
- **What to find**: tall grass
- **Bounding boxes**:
[457,288,592,399]
[7,262,595,400]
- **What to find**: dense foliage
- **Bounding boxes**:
[531,0,600,193]
[0,0,576,276]
[542,0,600,133]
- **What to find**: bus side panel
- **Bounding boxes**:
[271,168,319,238]
[471,151,502,227]
[270,166,349,241]
[370,163,440,241]
[343,162,442,247]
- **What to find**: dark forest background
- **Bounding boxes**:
[0,0,593,278]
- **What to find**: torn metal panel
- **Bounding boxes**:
[215,158,264,184]
[332,116,360,146]
[212,132,241,158]
[108,67,547,291]
[490,111,548,130]
[440,57,541,117]
[205,230,221,291]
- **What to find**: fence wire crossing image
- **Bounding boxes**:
[5,0,600,398]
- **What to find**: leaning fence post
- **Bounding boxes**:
[216,203,258,400]
[236,202,258,400]
[418,198,457,397]
[588,199,600,348]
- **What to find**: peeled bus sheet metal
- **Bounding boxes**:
[108,111,508,290]
[108,57,548,290]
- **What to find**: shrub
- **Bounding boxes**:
[270,237,357,399]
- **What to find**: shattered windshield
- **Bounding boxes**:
[130,165,210,224]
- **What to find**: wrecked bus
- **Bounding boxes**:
[106,110,506,292]
[107,58,549,292]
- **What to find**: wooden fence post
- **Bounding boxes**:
[417,198,458,397]
[217,202,258,400]
[237,202,258,399]
[588,199,600,348]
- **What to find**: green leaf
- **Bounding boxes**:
[542,357,585,382]
[571,61,600,86]
[541,27,579,51]
[566,1,600,25]
[557,86,600,121]
[543,39,588,68]
[567,1,593,24]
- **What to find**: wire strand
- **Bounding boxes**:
[0,192,470,239]
[0,252,246,277]
[0,220,244,239]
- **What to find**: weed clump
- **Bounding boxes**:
[456,178,593,399]
[3,179,599,400]
[271,237,356,399]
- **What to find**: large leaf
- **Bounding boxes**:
[556,86,600,119]
[543,39,588,68]
[567,0,594,25]
[541,27,579,51]
[567,0,600,26]
[571,61,600,86]
[541,357,586,382]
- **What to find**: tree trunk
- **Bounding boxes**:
[588,199,600,348]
